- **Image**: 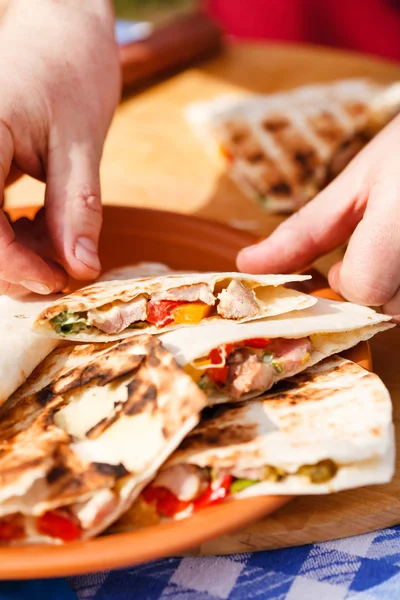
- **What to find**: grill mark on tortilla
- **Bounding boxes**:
[147,348,161,368]
[92,462,129,479]
[80,354,145,387]
[85,414,119,439]
[125,380,157,416]
[46,464,68,484]
[181,423,258,450]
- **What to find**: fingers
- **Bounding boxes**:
[328,178,400,314]
[237,168,365,274]
[45,142,102,280]
[0,210,67,294]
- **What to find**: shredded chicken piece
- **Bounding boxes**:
[153,464,210,502]
[87,296,147,334]
[151,283,215,305]
[217,280,259,319]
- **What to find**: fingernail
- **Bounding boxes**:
[238,244,259,255]
[74,237,101,271]
[20,280,51,295]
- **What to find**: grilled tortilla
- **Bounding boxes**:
[32,272,316,341]
[186,79,400,212]
[126,357,393,524]
[0,335,206,544]
[160,297,394,404]
[0,294,63,408]
[98,262,177,281]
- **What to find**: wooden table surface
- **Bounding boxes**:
[6,42,400,550]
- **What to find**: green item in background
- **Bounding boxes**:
[113,0,198,24]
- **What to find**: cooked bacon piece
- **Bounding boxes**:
[152,464,210,502]
[217,280,259,320]
[151,283,215,305]
[87,296,147,334]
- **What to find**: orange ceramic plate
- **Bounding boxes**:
[2,206,371,579]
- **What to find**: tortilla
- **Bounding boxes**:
[160,297,394,403]
[126,357,393,524]
[186,79,400,212]
[0,294,63,408]
[0,334,206,544]
[98,262,176,281]
[32,272,316,341]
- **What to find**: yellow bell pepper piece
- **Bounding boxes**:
[184,357,211,382]
[300,352,311,365]
[172,302,213,325]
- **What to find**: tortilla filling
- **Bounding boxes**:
[50,280,262,335]
[0,509,81,544]
[141,460,338,519]
[185,337,312,399]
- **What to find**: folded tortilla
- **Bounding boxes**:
[0,335,206,544]
[98,262,176,281]
[32,272,316,341]
[160,297,394,403]
[126,357,394,524]
[186,79,400,212]
[0,294,62,407]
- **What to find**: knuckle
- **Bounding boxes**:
[344,274,393,306]
[71,190,103,235]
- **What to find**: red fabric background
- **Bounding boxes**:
[206,0,400,62]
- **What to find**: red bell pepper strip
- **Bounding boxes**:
[37,510,81,542]
[147,300,185,328]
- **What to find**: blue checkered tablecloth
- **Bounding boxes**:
[65,526,400,600]
[4,525,399,600]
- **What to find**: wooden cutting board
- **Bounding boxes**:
[6,42,400,552]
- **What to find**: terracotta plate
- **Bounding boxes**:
[2,206,371,579]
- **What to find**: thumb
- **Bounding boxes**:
[237,167,365,274]
[45,143,102,280]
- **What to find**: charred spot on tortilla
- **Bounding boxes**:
[36,388,57,407]
[270,182,292,196]
[262,116,290,132]
[124,379,158,416]
[46,464,69,484]
[92,462,129,479]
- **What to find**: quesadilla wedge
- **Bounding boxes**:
[98,262,176,282]
[0,294,63,407]
[32,272,316,341]
[128,357,394,523]
[160,297,394,403]
[0,335,206,544]
[186,79,400,212]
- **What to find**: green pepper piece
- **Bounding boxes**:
[272,361,283,374]
[297,459,338,483]
[229,478,258,494]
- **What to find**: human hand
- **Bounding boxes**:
[0,0,120,296]
[237,114,400,318]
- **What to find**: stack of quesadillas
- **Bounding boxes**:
[0,269,394,543]
[186,79,400,212]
